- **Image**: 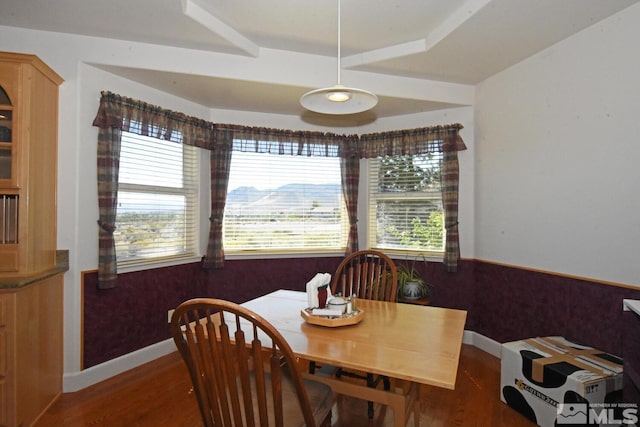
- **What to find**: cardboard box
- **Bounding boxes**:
[501,336,624,427]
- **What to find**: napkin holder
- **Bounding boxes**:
[306,273,332,308]
[301,308,365,328]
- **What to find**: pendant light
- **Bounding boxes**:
[300,0,378,114]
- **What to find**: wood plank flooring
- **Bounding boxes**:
[35,344,536,426]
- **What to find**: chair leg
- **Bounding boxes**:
[366,373,375,419]
[365,374,390,419]
[334,369,381,419]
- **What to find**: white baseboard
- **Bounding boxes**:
[63,339,176,392]
[464,330,502,358]
[63,330,504,392]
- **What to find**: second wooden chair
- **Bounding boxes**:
[330,249,398,302]
[322,249,398,419]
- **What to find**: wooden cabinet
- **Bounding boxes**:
[0,274,63,427]
[0,52,63,275]
[0,52,66,427]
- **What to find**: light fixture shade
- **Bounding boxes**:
[300,0,377,115]
[300,84,378,115]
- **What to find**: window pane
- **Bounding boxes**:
[378,154,441,193]
[369,153,444,254]
[119,134,185,188]
[115,192,192,260]
[116,131,198,264]
[374,199,444,251]
[224,150,346,252]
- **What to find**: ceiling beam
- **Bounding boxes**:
[181,0,260,57]
[341,39,428,68]
[342,0,493,68]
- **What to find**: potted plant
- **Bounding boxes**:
[397,256,432,301]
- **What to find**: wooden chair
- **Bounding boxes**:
[325,250,398,419]
[330,249,398,302]
[171,298,333,427]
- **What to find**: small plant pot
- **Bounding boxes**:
[402,281,423,300]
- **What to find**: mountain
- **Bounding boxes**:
[226,184,341,213]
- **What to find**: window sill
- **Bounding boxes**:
[224,251,345,260]
[117,255,203,274]
[372,250,444,263]
[114,250,438,273]
[117,252,345,273]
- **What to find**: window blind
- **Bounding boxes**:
[224,150,347,252]
[368,153,445,254]
[115,132,199,263]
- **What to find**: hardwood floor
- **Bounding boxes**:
[36,345,536,426]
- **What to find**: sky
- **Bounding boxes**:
[227,151,341,191]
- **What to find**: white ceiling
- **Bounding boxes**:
[0,0,637,120]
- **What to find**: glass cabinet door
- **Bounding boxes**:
[0,148,10,180]
[0,85,14,182]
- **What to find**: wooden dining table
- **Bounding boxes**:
[239,290,468,427]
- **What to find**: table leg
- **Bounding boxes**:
[390,381,419,427]
[302,371,420,426]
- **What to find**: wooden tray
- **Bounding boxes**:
[300,309,364,327]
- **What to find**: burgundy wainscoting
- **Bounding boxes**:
[83,257,343,369]
[623,309,640,404]
[472,261,640,356]
[392,258,476,313]
[83,262,203,368]
[83,256,640,370]
[197,257,344,303]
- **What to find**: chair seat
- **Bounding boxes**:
[251,371,333,427]
[213,363,334,427]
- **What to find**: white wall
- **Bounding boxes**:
[0,26,475,385]
[474,3,640,287]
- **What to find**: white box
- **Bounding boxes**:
[501,336,624,427]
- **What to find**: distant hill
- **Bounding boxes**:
[226,183,341,213]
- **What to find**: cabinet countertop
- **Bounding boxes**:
[0,249,69,289]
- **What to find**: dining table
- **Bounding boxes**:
[238,289,468,427]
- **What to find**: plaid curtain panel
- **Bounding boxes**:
[95,126,121,289]
[203,129,233,269]
[341,153,360,255]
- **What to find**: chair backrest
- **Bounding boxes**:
[331,250,398,302]
[171,298,321,427]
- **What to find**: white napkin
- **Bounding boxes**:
[311,308,343,317]
[306,272,332,308]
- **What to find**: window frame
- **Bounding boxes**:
[365,154,445,259]
[114,131,201,270]
[222,150,348,256]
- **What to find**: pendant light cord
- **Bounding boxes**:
[299,0,377,114]
[336,0,341,86]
